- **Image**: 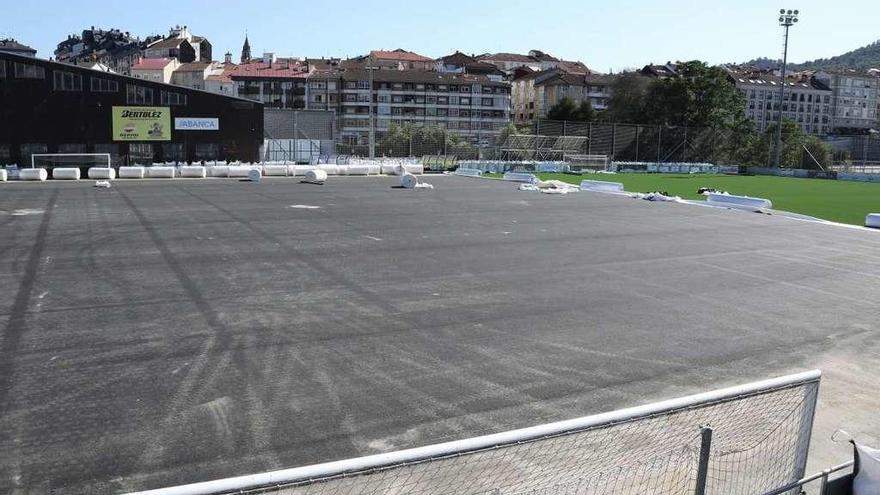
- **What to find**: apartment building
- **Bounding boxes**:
[338,69,511,146]
[511,69,613,122]
[814,70,879,132]
[0,39,36,57]
[227,54,308,109]
[144,25,211,63]
[131,57,179,84]
[725,66,832,136]
[344,49,434,71]
[54,27,160,75]
[171,62,214,90]
[436,52,506,79]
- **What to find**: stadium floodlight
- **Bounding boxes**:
[773,8,800,168]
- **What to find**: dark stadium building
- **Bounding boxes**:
[0,52,264,166]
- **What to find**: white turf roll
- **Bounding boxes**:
[318,164,339,175]
[119,166,145,179]
[400,173,419,189]
[289,165,316,176]
[228,165,259,178]
[866,213,880,229]
[248,169,262,182]
[88,167,116,180]
[366,165,381,175]
[580,179,624,192]
[0,169,7,182]
[455,168,483,177]
[305,169,327,183]
[380,163,398,175]
[52,167,81,180]
[336,165,350,175]
[147,166,175,178]
[403,164,424,175]
[209,165,229,177]
[180,166,207,178]
[706,193,772,210]
[348,165,370,176]
[20,168,48,181]
[262,165,289,176]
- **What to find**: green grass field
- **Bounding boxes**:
[483,172,879,226]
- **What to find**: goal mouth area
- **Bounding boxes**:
[30,153,113,169]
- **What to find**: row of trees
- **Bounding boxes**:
[540,61,831,167]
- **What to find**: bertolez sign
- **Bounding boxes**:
[174,117,220,131]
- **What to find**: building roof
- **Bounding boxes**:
[341,68,508,86]
[176,62,212,72]
[0,38,36,55]
[132,57,176,70]
[370,49,433,62]
[228,59,307,79]
[480,52,536,63]
[147,37,189,50]
[556,61,591,74]
[723,65,830,91]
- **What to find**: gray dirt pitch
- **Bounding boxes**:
[0,175,878,494]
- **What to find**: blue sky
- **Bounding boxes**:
[3,0,878,72]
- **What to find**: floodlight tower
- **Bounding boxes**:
[774,9,799,168]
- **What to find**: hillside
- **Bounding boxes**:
[745,40,880,71]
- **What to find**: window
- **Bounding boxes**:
[53,71,82,91]
[14,62,45,79]
[356,80,370,89]
[129,144,153,164]
[460,97,471,105]
[482,98,493,107]
[90,77,118,92]
[160,90,187,106]
[194,144,218,161]
[127,84,153,104]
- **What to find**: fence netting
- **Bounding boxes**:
[229,377,818,495]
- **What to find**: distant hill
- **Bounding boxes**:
[744,40,880,71]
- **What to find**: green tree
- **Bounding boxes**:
[496,123,519,145]
[575,100,595,122]
[604,72,650,124]
[546,97,579,121]
[802,135,831,169]
[642,61,746,129]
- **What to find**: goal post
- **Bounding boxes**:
[564,153,609,172]
[127,370,821,495]
[30,153,112,170]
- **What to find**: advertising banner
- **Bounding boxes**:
[175,117,219,131]
[112,106,171,141]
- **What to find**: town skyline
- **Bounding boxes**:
[3,0,880,72]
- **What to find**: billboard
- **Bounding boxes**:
[175,117,219,131]
[112,106,171,141]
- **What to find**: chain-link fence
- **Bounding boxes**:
[318,114,879,171]
[130,371,820,495]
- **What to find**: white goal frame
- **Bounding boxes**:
[126,369,821,495]
[30,153,112,169]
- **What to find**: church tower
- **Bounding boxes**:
[240,34,251,64]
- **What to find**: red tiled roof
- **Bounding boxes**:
[228,59,307,79]
[132,58,175,70]
[370,49,432,62]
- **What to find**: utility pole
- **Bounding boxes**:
[774,9,799,168]
[367,54,379,159]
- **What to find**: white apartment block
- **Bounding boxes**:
[814,71,879,131]
[338,70,511,146]
[726,67,832,136]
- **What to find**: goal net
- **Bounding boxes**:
[130,371,820,495]
[31,153,112,170]
[564,154,609,172]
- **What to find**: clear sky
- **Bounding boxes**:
[3,0,878,72]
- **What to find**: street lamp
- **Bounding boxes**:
[774,9,799,167]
